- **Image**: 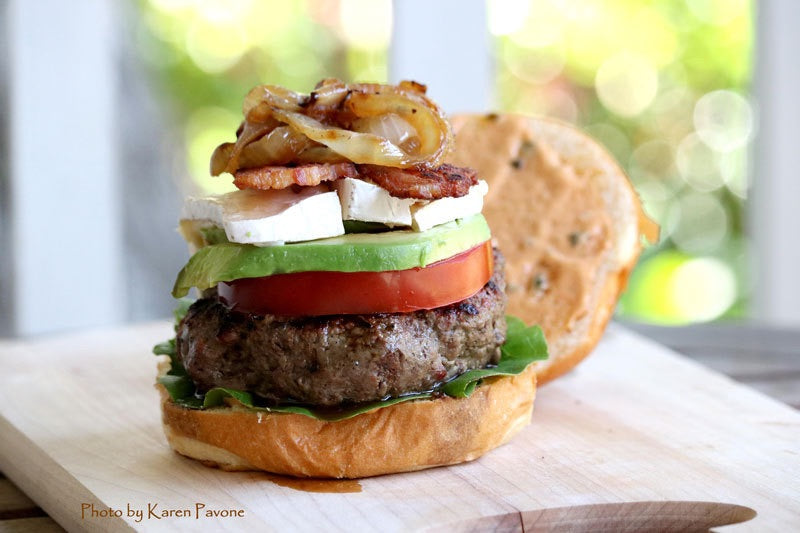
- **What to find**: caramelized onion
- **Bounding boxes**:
[352,113,420,154]
[243,85,304,116]
[271,108,411,167]
[237,126,311,168]
[210,79,453,176]
[210,143,235,176]
[344,84,451,166]
[307,79,349,111]
[211,118,279,175]
[293,146,350,164]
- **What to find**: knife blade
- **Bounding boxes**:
[438,500,756,532]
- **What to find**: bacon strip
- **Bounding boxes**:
[357,164,478,199]
[234,163,357,191]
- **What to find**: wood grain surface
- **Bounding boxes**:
[0,322,798,532]
[626,322,800,409]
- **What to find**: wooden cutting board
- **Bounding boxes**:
[0,322,798,531]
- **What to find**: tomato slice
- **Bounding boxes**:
[217,241,493,316]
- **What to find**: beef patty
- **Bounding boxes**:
[177,250,507,406]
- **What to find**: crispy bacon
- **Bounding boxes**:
[232,160,478,200]
[234,163,357,191]
[357,164,478,200]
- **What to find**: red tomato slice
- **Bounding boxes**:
[217,240,493,316]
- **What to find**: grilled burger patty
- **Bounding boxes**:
[177,250,507,406]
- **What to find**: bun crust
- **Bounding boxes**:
[158,366,536,479]
[447,114,654,384]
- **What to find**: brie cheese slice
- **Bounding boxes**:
[412,181,489,232]
[334,177,415,226]
[182,186,344,246]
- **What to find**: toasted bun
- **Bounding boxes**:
[158,365,536,479]
[448,114,656,384]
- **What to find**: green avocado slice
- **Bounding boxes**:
[172,214,491,297]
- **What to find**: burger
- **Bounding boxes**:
[154,79,652,479]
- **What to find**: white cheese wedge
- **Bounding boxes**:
[334,177,415,227]
[411,180,489,232]
[182,186,344,246]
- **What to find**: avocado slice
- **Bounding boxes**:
[172,214,491,297]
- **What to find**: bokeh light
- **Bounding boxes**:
[719,147,749,198]
[185,17,247,73]
[148,0,194,13]
[619,252,736,324]
[185,107,239,195]
[618,250,688,322]
[489,0,531,36]
[630,140,674,177]
[676,133,724,192]
[502,42,565,86]
[670,192,729,254]
[338,0,392,48]
[508,0,562,48]
[693,90,753,152]
[671,257,737,322]
[595,51,659,117]
[687,0,748,26]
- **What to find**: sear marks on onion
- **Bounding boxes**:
[357,164,478,200]
[398,80,427,94]
[210,79,453,177]
[233,162,358,191]
[211,118,279,176]
[303,78,352,124]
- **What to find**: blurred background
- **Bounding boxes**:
[1,0,798,337]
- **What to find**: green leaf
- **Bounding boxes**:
[501,316,548,364]
[173,298,194,327]
[157,374,196,402]
[155,314,548,420]
[198,387,432,422]
[440,318,548,397]
[203,387,254,408]
[152,339,175,356]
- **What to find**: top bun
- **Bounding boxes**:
[447,114,656,384]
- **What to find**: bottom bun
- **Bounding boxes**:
[158,366,536,479]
